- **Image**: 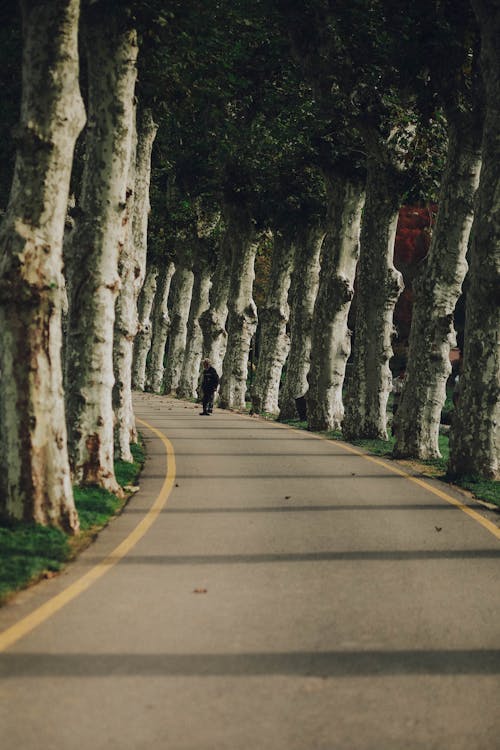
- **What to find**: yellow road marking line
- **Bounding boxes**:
[0,418,176,653]
[217,411,499,539]
[282,423,500,541]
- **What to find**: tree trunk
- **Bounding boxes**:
[279,221,324,421]
[163,264,195,394]
[219,207,258,411]
[177,262,212,399]
[0,0,84,531]
[113,108,157,460]
[251,232,295,414]
[449,0,500,479]
[199,229,231,377]
[132,261,158,390]
[64,9,138,492]
[112,104,137,462]
[132,110,158,295]
[146,260,176,393]
[343,160,403,440]
[306,174,365,432]
[394,115,482,459]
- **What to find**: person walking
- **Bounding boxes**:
[200,358,219,416]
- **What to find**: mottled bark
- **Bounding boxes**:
[0,0,84,531]
[131,110,158,294]
[177,262,212,399]
[219,207,258,410]
[199,229,231,377]
[132,262,158,390]
[449,0,500,479]
[395,115,482,460]
[251,233,295,414]
[113,108,157,460]
[64,10,138,492]
[279,222,324,421]
[162,264,195,394]
[343,161,403,440]
[112,104,137,462]
[307,175,365,432]
[146,260,175,393]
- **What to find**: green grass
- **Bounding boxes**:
[114,441,145,489]
[279,418,308,430]
[453,476,500,506]
[0,523,69,604]
[73,485,124,531]
[0,439,145,606]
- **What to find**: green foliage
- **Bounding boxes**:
[440,385,456,425]
[274,0,454,201]
[0,0,21,213]
[143,0,336,268]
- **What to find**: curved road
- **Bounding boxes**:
[1,394,499,749]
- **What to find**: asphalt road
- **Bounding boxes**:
[0,393,499,750]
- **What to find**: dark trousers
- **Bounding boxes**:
[202,391,215,414]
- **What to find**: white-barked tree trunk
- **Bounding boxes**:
[146,259,175,393]
[278,221,324,421]
[251,232,295,414]
[112,104,137,462]
[113,107,157,459]
[449,0,500,479]
[162,263,195,394]
[219,207,258,411]
[306,174,365,432]
[64,8,138,492]
[132,261,158,390]
[199,229,231,381]
[177,261,212,399]
[395,113,482,459]
[0,0,84,531]
[343,160,403,440]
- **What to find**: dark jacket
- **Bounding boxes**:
[202,366,219,394]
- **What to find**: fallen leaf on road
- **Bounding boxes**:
[193,588,207,594]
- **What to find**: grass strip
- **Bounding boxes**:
[0,440,145,606]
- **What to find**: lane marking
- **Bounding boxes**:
[195,407,499,540]
[279,422,500,541]
[166,402,499,540]
[0,418,176,653]
[168,403,498,540]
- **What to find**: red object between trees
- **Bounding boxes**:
[393,204,437,347]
